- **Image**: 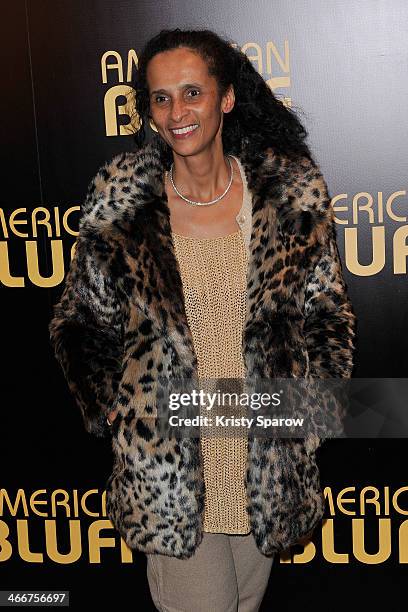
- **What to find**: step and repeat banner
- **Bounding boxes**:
[2,1,407,609]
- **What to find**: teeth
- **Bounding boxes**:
[171,124,198,135]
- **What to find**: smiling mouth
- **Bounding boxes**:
[169,124,199,135]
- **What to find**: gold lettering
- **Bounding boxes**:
[241,42,263,73]
[32,208,52,237]
[332,194,349,225]
[0,243,24,286]
[101,51,124,84]
[353,192,374,225]
[291,538,316,563]
[126,49,138,82]
[104,85,138,136]
[322,518,349,563]
[265,40,290,91]
[386,191,406,222]
[0,208,8,238]
[18,520,43,562]
[393,225,408,274]
[31,490,49,516]
[27,241,65,287]
[9,208,29,238]
[63,207,80,236]
[89,520,120,563]
[0,522,13,561]
[398,520,408,562]
[360,486,381,515]
[0,489,30,516]
[393,486,408,514]
[337,486,356,515]
[353,518,391,563]
[344,226,385,275]
[46,520,81,563]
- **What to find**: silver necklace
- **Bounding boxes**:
[168,155,234,206]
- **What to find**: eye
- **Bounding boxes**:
[187,88,200,97]
[154,95,167,104]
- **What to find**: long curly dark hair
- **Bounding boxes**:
[132,28,313,165]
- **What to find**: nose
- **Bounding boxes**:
[169,96,187,123]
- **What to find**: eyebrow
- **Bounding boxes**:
[150,83,202,95]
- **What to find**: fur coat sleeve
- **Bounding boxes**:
[301,171,357,450]
[48,173,125,438]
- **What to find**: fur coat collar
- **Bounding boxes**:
[49,134,357,558]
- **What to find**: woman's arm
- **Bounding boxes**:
[302,175,357,450]
[303,222,356,378]
[48,179,125,438]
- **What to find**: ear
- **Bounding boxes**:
[221,84,235,114]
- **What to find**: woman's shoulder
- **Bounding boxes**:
[89,141,161,193]
[79,142,162,234]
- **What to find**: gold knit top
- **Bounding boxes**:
[171,227,251,534]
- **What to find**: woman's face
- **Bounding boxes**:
[146,46,234,155]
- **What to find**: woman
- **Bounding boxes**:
[49,28,357,612]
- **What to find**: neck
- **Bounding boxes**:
[168,143,231,202]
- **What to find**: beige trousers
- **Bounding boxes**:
[146,531,274,612]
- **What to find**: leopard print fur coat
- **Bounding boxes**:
[48,135,357,559]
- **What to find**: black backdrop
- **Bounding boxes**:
[2,1,408,609]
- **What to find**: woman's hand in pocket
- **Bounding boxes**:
[107,408,119,426]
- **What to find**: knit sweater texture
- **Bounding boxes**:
[171,179,251,533]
